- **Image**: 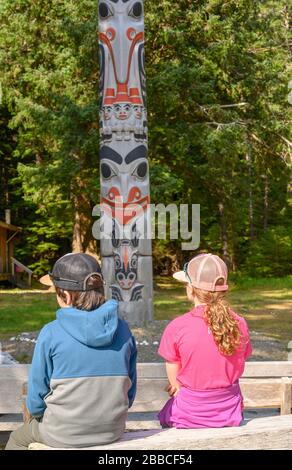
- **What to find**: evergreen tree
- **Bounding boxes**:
[0,0,291,275]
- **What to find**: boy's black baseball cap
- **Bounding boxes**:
[39,253,103,291]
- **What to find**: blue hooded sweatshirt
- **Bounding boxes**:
[26,299,137,448]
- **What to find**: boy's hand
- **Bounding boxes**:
[165,383,180,397]
[22,398,32,424]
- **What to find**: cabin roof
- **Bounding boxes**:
[0,221,22,232]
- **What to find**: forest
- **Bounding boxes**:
[0,0,291,277]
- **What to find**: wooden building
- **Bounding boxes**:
[0,220,32,286]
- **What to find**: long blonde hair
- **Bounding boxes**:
[193,283,241,356]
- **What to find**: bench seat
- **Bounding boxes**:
[0,414,23,432]
[28,414,292,450]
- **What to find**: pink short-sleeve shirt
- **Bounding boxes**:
[158,305,252,390]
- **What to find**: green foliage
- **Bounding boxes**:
[146,0,292,274]
[244,226,292,277]
[0,0,100,272]
[0,0,291,276]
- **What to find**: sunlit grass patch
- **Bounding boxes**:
[0,276,292,343]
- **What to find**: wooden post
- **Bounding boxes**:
[11,258,15,276]
[98,0,153,326]
[280,377,292,415]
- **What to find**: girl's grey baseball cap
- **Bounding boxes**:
[39,253,103,291]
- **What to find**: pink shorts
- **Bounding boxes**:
[158,381,244,429]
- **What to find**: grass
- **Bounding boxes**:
[0,289,56,337]
[0,276,292,342]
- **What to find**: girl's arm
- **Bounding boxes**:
[165,361,181,396]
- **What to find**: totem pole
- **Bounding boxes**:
[98,0,153,325]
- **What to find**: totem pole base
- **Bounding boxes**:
[118,299,153,327]
[102,254,153,327]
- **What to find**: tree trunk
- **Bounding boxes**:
[246,142,255,241]
[218,201,232,269]
[263,175,269,231]
[71,178,97,256]
[72,206,83,252]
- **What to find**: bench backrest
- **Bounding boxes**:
[0,364,29,414]
[137,362,292,378]
[134,363,292,412]
[1,362,292,414]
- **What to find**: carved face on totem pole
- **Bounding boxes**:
[110,220,142,298]
[98,0,151,307]
[113,103,132,121]
[133,105,142,119]
[102,105,113,121]
[100,145,149,226]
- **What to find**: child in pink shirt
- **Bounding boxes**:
[158,253,252,429]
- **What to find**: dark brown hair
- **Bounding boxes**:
[56,274,105,311]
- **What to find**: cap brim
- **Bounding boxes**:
[172,271,189,283]
[39,274,54,287]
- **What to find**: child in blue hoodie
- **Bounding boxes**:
[5,253,137,450]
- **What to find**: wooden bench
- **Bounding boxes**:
[1,362,292,448]
[28,414,292,450]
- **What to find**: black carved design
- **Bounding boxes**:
[112,220,120,248]
[100,146,123,164]
[125,145,147,164]
[111,220,140,249]
[101,162,114,179]
[129,2,143,19]
[100,146,148,168]
[138,43,146,108]
[99,2,113,19]
[130,284,143,301]
[134,161,147,178]
[131,222,139,248]
[110,285,124,301]
[114,247,138,290]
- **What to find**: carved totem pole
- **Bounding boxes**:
[98,0,153,325]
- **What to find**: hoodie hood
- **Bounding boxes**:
[56,299,119,347]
